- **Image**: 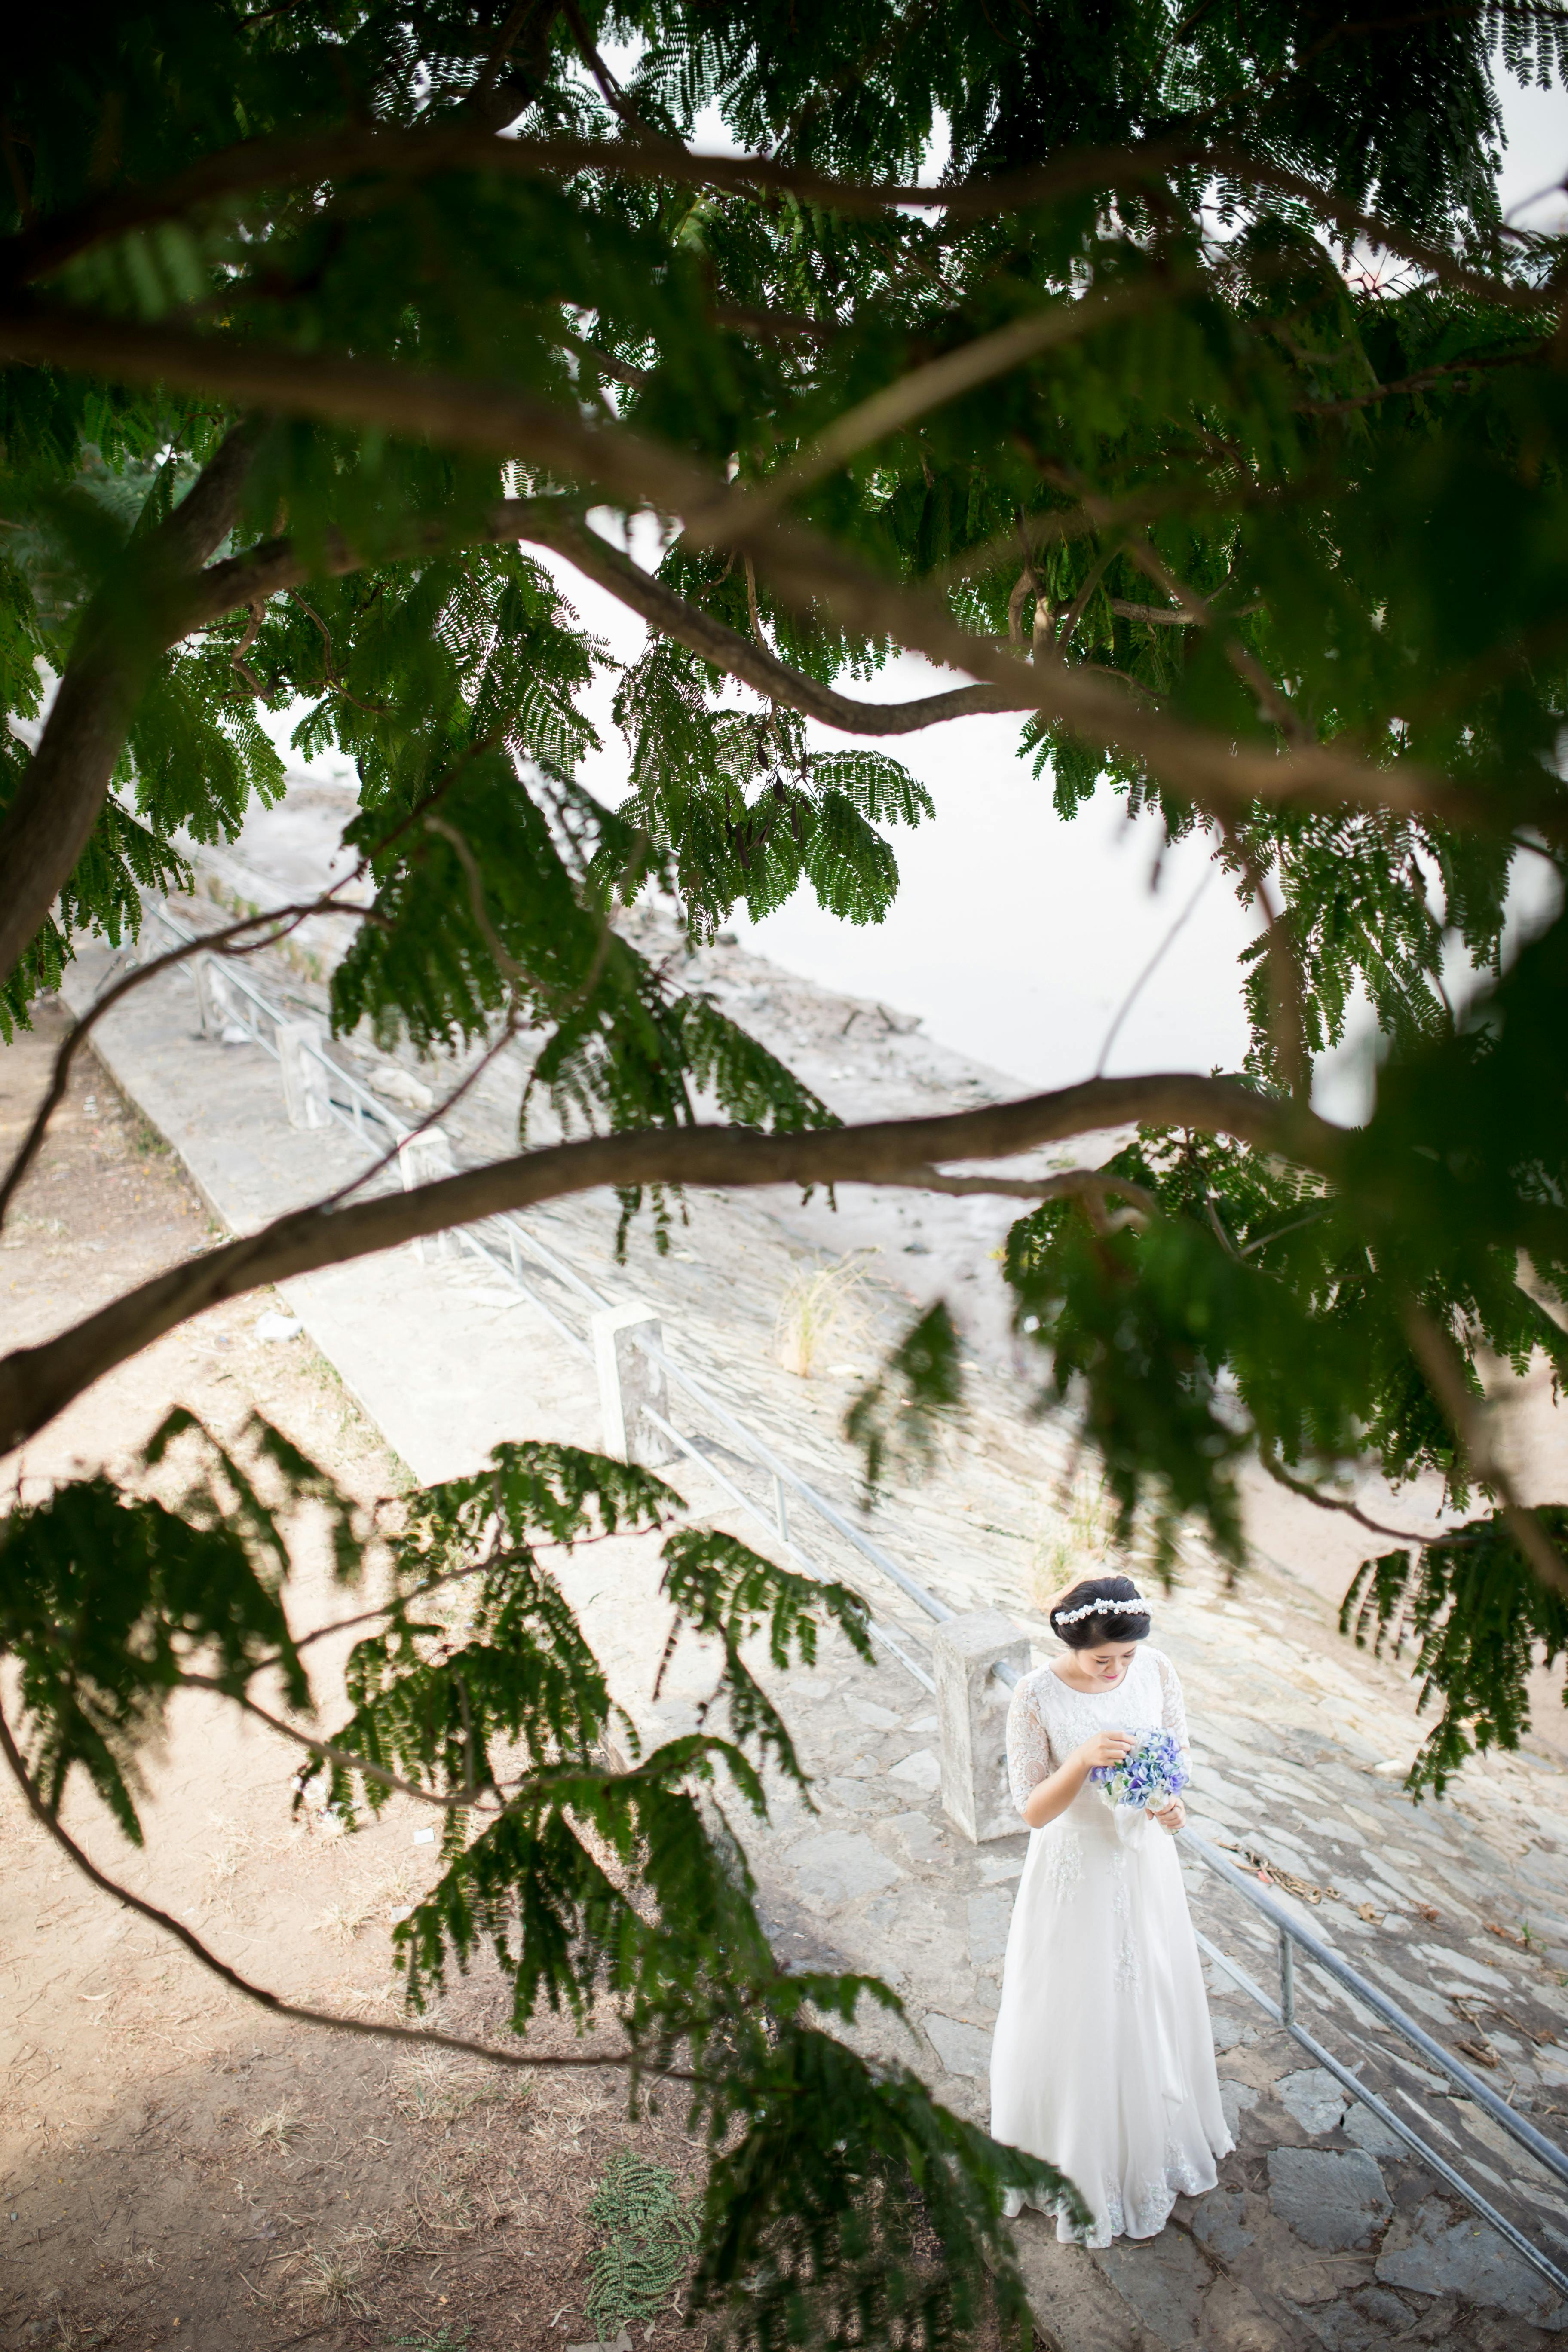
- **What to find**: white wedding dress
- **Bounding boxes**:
[989,1644,1231,2246]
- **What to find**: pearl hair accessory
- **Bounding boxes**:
[1052,1593,1149,1626]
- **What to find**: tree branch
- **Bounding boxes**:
[1298,343,1551,417]
[0,1072,1333,1455]
[0,309,1491,830]
[181,1675,508,1812]
[0,288,1535,1012]
[1256,1439,1452,1546]
[1,124,1547,319]
[517,507,1029,733]
[1221,819,1309,1100]
[0,418,265,986]
[741,279,1177,522]
[917,1166,1158,1209]
[153,500,1017,739]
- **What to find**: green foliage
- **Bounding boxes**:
[845,1302,965,1503]
[0,1409,357,1836]
[585,2152,698,2336]
[658,1525,873,1787]
[1342,1512,1568,1794]
[610,655,935,937]
[983,1037,1568,1574]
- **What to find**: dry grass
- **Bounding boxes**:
[1030,1473,1126,1609]
[773,1251,878,1380]
[315,1862,416,1944]
[293,2240,371,2318]
[389,2050,532,2127]
[50,2319,114,2352]
[412,2148,481,2236]
[246,2096,306,2155]
[205,1813,260,1883]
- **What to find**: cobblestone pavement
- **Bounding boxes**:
[43,827,1568,2348]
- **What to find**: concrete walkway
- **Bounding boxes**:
[53,915,1568,2350]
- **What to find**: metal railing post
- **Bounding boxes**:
[1279,1931,1295,2026]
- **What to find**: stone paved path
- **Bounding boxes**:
[45,858,1568,2349]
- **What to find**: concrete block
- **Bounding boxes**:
[196,954,238,1038]
[590,1302,676,1466]
[398,1125,457,1262]
[930,1609,1031,1843]
[277,1020,331,1130]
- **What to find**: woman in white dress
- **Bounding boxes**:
[989,1573,1231,2246]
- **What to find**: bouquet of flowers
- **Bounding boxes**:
[1089,1727,1189,1817]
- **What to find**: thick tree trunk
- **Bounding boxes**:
[0,422,261,989]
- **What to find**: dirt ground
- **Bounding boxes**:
[0,1002,717,2352]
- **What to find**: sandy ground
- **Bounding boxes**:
[0,1005,720,2352]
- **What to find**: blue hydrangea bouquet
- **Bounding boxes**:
[1088,1727,1189,1816]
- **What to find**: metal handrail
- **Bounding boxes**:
[1180,1828,1568,2298]
[1188,1891,1568,2298]
[640,1403,937,1692]
[1185,1830,1568,2184]
[133,893,1568,2294]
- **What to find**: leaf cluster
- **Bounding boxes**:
[1343,1510,1568,1794]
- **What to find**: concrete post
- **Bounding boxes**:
[398,1125,456,1261]
[277,1021,332,1130]
[591,1303,677,1466]
[196,956,237,1038]
[931,1608,1032,1843]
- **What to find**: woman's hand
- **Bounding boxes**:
[1150,1795,1187,1835]
[1073,1731,1136,1773]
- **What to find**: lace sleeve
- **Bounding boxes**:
[1006,1674,1054,1816]
[1156,1650,1191,1760]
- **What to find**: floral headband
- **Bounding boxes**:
[1052,1594,1149,1626]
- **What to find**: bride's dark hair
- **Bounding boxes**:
[1049,1573,1152,1649]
